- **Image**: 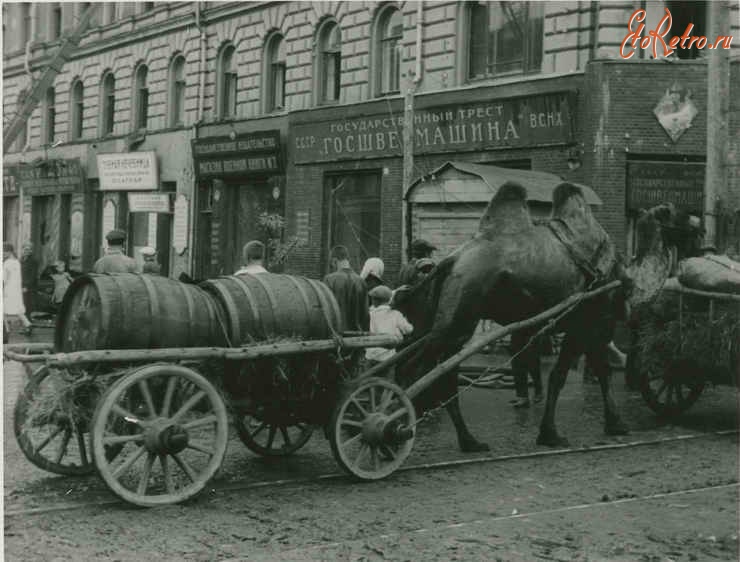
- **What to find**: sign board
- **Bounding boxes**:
[97,152,158,191]
[5,160,83,195]
[102,200,117,248]
[627,161,704,213]
[291,92,576,164]
[192,130,282,178]
[3,170,18,196]
[127,192,171,213]
[295,210,310,244]
[173,194,189,255]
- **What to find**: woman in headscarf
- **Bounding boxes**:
[360,257,385,292]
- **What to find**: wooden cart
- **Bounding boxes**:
[5,278,621,508]
[630,281,740,417]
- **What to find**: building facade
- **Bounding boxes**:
[3,1,739,284]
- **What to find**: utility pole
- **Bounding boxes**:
[703,0,731,251]
[402,81,415,262]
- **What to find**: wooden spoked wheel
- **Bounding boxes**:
[640,359,705,417]
[14,366,99,476]
[329,378,415,480]
[234,412,314,457]
[91,364,228,507]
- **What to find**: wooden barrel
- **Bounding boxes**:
[55,274,228,352]
[200,273,343,345]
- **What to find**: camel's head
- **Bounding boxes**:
[625,203,685,308]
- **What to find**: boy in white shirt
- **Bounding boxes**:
[365,285,413,366]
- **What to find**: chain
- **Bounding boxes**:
[408,277,602,429]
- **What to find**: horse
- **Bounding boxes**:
[393,181,688,450]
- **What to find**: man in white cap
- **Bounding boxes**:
[93,229,139,273]
[140,246,162,275]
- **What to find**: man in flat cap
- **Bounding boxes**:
[140,246,162,275]
[235,240,268,275]
[93,229,139,274]
[398,238,437,287]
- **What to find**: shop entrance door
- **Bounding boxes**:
[31,195,56,274]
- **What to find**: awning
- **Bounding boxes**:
[406,161,602,206]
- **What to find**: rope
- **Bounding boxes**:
[408,277,602,429]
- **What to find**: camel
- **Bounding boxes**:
[393,181,685,450]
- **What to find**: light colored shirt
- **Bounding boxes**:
[365,304,413,362]
[3,257,25,315]
[234,263,267,275]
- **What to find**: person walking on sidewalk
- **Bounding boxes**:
[3,242,33,335]
[93,230,139,274]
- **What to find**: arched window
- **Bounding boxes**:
[133,64,149,130]
[466,1,543,80]
[217,44,237,119]
[264,33,286,112]
[168,54,186,126]
[374,6,402,96]
[70,79,84,140]
[317,20,341,103]
[101,71,115,135]
[44,87,56,144]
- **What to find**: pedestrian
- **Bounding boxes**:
[3,242,33,335]
[50,260,73,309]
[398,239,437,286]
[21,242,38,316]
[323,245,369,332]
[93,229,139,273]
[140,246,162,275]
[234,240,268,275]
[365,285,413,368]
[360,257,385,292]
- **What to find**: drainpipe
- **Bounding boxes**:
[414,1,423,84]
[195,2,206,128]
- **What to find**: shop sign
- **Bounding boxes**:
[6,160,83,196]
[173,194,189,255]
[127,192,171,213]
[3,169,18,196]
[97,152,158,191]
[291,92,576,164]
[627,161,704,213]
[192,130,282,178]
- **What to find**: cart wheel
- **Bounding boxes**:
[14,366,98,476]
[234,412,314,457]
[329,377,415,480]
[91,364,228,507]
[640,359,705,417]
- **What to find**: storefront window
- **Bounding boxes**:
[467,1,543,79]
[325,172,381,271]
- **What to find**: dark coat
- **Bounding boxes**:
[323,268,370,332]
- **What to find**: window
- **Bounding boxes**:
[101,72,115,135]
[22,3,32,45]
[217,44,237,119]
[467,1,543,80]
[168,55,186,126]
[51,2,62,40]
[325,172,381,271]
[666,1,708,59]
[133,64,149,130]
[44,87,55,144]
[264,33,286,112]
[70,79,84,140]
[318,20,341,103]
[375,6,402,96]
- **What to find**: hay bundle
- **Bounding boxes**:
[23,375,107,431]
[636,301,739,383]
